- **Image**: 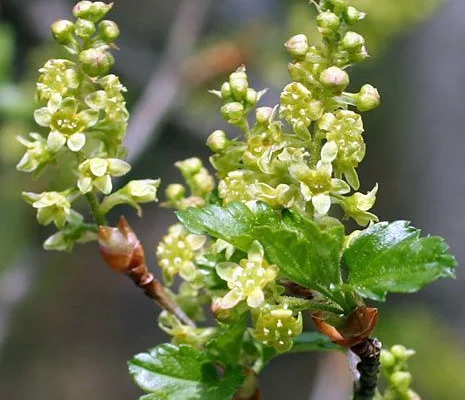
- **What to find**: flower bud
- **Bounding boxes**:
[220,82,232,100]
[329,0,348,12]
[344,6,365,25]
[285,34,308,60]
[79,48,114,77]
[245,88,258,107]
[287,62,306,82]
[207,130,228,152]
[391,371,412,392]
[166,184,186,202]
[380,349,396,368]
[341,31,365,50]
[356,84,380,112]
[255,107,273,125]
[74,18,96,38]
[317,12,340,36]
[73,1,113,23]
[123,179,160,203]
[319,66,349,93]
[390,345,410,361]
[51,20,75,45]
[98,216,145,273]
[229,68,249,100]
[99,20,120,42]
[175,157,202,175]
[221,102,245,125]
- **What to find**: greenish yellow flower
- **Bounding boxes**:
[22,191,71,229]
[77,157,131,194]
[36,59,79,102]
[44,228,96,252]
[289,161,350,216]
[16,132,52,173]
[156,224,207,285]
[252,307,303,353]
[319,110,366,189]
[334,184,378,226]
[216,241,278,309]
[175,158,215,198]
[280,82,323,127]
[158,311,215,347]
[34,94,99,152]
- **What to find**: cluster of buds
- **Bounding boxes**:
[379,345,420,399]
[18,1,160,250]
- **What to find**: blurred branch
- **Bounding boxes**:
[125,0,212,162]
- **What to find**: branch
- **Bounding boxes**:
[351,338,382,400]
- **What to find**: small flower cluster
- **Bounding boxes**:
[208,0,380,222]
[17,1,159,250]
[378,345,420,400]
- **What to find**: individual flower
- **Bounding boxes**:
[22,191,71,229]
[252,307,303,353]
[16,132,52,173]
[158,311,215,348]
[44,228,96,252]
[156,224,207,285]
[280,82,323,127]
[319,110,366,189]
[99,179,161,215]
[34,94,99,152]
[36,59,79,102]
[334,184,378,226]
[289,161,350,216]
[216,241,278,309]
[77,157,131,194]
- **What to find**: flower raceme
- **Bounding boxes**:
[18,1,159,251]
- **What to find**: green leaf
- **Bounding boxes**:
[129,344,244,400]
[344,221,457,301]
[206,315,248,366]
[178,202,345,302]
[290,332,341,354]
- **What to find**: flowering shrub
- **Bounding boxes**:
[18,1,456,399]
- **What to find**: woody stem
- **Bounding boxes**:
[351,338,382,400]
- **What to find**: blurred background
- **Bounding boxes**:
[0,0,464,399]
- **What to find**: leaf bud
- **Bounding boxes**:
[99,20,120,42]
[319,66,349,93]
[74,18,96,38]
[229,68,249,100]
[51,20,75,45]
[221,102,245,125]
[391,371,412,392]
[255,107,274,125]
[285,34,309,60]
[73,1,113,23]
[344,6,365,25]
[316,12,340,36]
[207,130,228,152]
[98,216,145,273]
[356,84,380,112]
[79,48,114,77]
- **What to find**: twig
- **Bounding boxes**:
[351,338,382,400]
[125,0,211,162]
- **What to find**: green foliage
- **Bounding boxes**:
[344,221,457,301]
[128,344,244,400]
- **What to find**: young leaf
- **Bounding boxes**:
[344,221,457,301]
[290,332,341,354]
[177,202,345,301]
[206,314,248,366]
[128,344,244,400]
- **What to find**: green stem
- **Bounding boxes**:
[85,191,107,226]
